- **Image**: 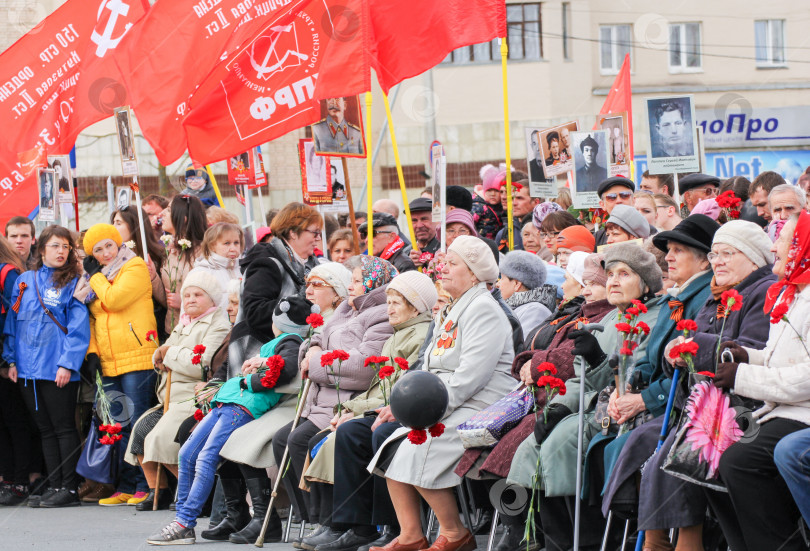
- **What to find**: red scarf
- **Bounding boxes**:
[380,235,405,261]
[764,210,810,314]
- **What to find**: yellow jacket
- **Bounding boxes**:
[87,256,159,377]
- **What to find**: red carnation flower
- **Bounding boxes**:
[537,362,557,375]
[112,434,123,442]
[623,340,638,352]
[428,423,445,438]
[728,209,741,219]
[635,321,651,335]
[394,357,409,371]
[620,347,634,355]
[193,344,206,355]
[625,307,640,317]
[615,322,633,334]
[407,429,428,445]
[193,409,205,421]
[99,435,114,445]
[771,302,790,324]
[696,371,716,378]
[676,319,698,332]
[721,289,743,312]
[320,352,336,367]
[99,424,109,433]
[145,330,158,342]
[306,313,325,328]
[107,423,122,435]
[631,300,648,314]
[537,375,557,387]
[261,369,281,389]
[378,365,395,379]
[332,349,350,362]
[191,355,201,365]
[265,355,285,372]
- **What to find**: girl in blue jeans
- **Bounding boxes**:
[148,296,316,545]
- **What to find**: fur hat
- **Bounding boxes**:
[603,242,663,294]
[448,235,500,284]
[83,223,122,255]
[607,204,651,239]
[500,250,548,290]
[388,271,438,314]
[308,262,353,299]
[446,185,473,212]
[273,296,320,337]
[713,220,775,268]
[181,269,224,306]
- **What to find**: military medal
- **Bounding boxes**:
[433,320,458,356]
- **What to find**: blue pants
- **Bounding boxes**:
[103,369,156,493]
[175,404,252,528]
[775,427,810,526]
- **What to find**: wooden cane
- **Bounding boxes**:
[153,369,172,511]
[255,379,312,547]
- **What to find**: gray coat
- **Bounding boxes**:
[369,283,515,489]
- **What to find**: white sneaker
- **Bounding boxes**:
[147,521,196,545]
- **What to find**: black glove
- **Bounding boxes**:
[533,403,572,444]
[83,256,102,277]
[719,341,748,363]
[714,362,739,390]
[80,353,101,384]
[568,329,606,367]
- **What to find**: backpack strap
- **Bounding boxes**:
[33,277,68,335]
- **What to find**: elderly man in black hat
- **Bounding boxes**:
[358,213,416,273]
[678,173,720,214]
[575,134,608,192]
[406,197,440,269]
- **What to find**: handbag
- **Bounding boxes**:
[75,416,123,485]
[592,384,654,436]
[457,386,535,449]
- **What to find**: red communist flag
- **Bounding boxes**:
[117,0,312,166]
[0,0,147,226]
[182,0,344,165]
[595,53,633,159]
[314,0,506,99]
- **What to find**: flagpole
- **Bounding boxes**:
[500,38,514,250]
[205,165,226,208]
[365,91,374,255]
[383,93,418,249]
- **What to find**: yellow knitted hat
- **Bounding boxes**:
[83,223,123,255]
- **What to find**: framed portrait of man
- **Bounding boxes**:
[48,155,74,204]
[311,96,366,158]
[115,186,132,210]
[320,159,350,214]
[298,139,332,205]
[524,127,556,197]
[596,112,631,177]
[536,121,579,178]
[646,95,700,175]
[114,106,138,176]
[571,130,610,209]
[38,168,56,221]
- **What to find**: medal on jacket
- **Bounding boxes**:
[433,319,458,356]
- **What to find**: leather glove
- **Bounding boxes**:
[568,329,606,368]
[713,362,739,390]
[533,403,572,444]
[719,341,748,363]
[83,256,102,277]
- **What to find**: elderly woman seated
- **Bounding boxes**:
[367,236,516,551]
[496,250,552,336]
[508,242,664,550]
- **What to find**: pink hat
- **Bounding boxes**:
[691,198,721,220]
[256,227,273,242]
[480,164,501,192]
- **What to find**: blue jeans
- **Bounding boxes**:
[175,404,252,528]
[775,427,810,525]
[102,369,156,493]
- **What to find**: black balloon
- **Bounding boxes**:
[390,370,448,429]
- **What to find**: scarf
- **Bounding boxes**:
[710,276,740,320]
[358,256,398,293]
[180,305,218,327]
[505,287,551,310]
[380,235,405,261]
[764,210,810,314]
[102,245,137,281]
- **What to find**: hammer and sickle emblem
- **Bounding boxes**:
[91,0,133,58]
[249,24,310,81]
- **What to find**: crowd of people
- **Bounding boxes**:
[2,163,810,551]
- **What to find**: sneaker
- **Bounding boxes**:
[128,491,150,505]
[28,487,57,509]
[99,492,134,506]
[40,488,81,508]
[147,521,196,545]
[0,483,29,506]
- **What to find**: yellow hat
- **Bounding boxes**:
[83,223,123,255]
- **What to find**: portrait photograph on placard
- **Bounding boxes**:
[311,95,365,158]
[227,150,255,187]
[38,168,56,221]
[596,112,631,177]
[48,155,74,204]
[537,121,579,178]
[431,144,446,223]
[114,107,138,176]
[320,159,349,214]
[298,139,332,205]
[646,95,700,175]
[571,130,610,209]
[115,186,132,210]
[524,127,557,197]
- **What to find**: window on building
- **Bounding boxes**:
[669,23,702,72]
[562,2,572,60]
[755,19,786,67]
[599,24,631,74]
[442,3,542,64]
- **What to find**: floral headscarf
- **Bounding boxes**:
[764,210,810,316]
[358,256,398,293]
[532,201,564,229]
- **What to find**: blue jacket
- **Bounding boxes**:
[0,263,20,330]
[3,267,91,382]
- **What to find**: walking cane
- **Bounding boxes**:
[573,323,604,551]
[256,379,313,548]
[153,369,172,511]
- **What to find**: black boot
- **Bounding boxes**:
[228,478,282,544]
[201,479,250,541]
[135,488,174,511]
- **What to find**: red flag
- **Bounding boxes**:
[0,0,146,227]
[315,0,506,99]
[117,0,311,166]
[182,0,339,165]
[595,54,633,160]
[17,145,48,179]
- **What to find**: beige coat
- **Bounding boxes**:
[125,308,230,465]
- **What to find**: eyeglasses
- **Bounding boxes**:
[359,229,393,239]
[603,191,634,202]
[46,243,71,251]
[541,231,560,240]
[708,250,739,263]
[306,280,333,289]
[445,228,471,237]
[302,229,322,239]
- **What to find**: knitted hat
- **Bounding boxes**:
[582,253,607,286]
[713,220,775,268]
[273,296,319,337]
[607,204,651,239]
[181,269,224,306]
[532,202,563,229]
[603,242,663,294]
[480,164,501,192]
[565,251,589,286]
[500,250,548,290]
[83,223,123,255]
[439,208,476,238]
[690,198,721,220]
[557,225,595,253]
[446,185,473,212]
[388,271,438,314]
[448,235,500,284]
[185,165,211,184]
[308,262,353,299]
